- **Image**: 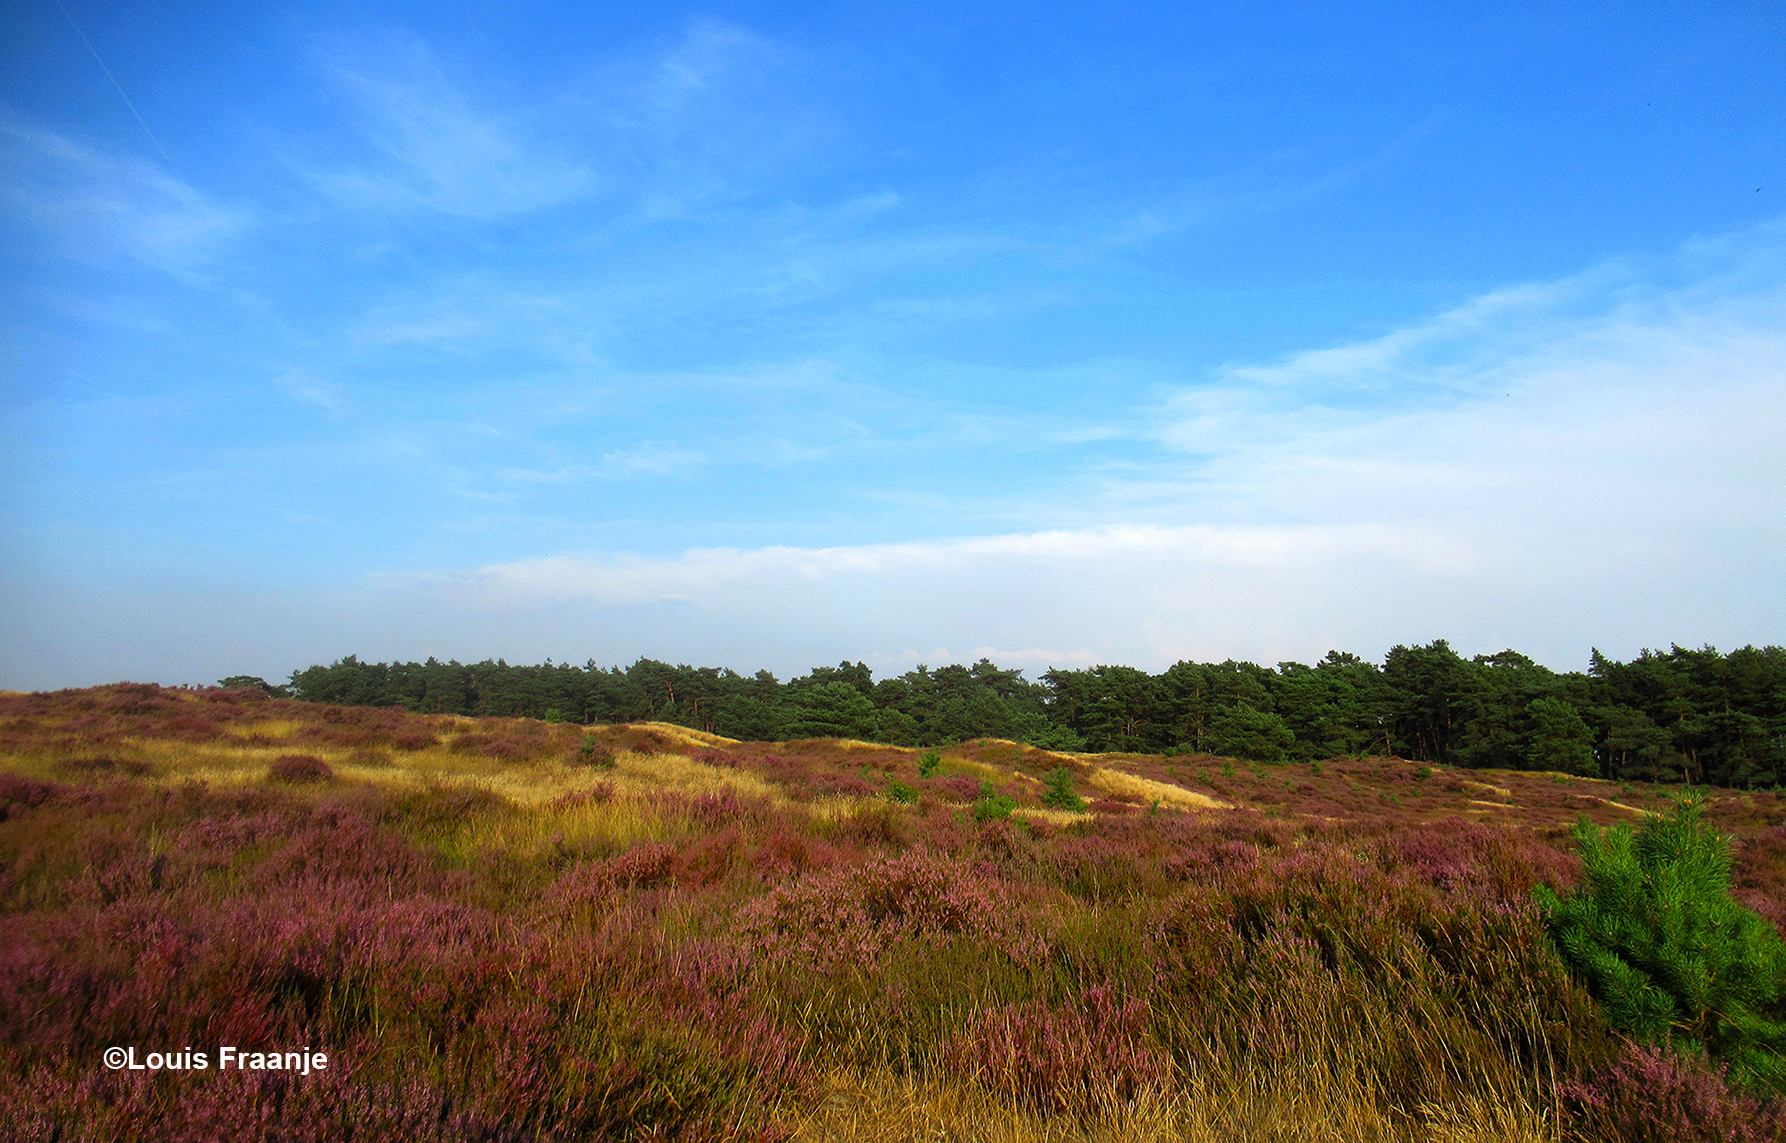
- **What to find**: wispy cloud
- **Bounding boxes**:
[1,121,252,281]
[343,221,1786,673]
[302,37,598,220]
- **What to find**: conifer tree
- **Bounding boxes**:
[1040,767,1087,811]
[1538,797,1786,1093]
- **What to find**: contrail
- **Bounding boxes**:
[52,0,175,169]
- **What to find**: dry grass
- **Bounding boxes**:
[790,1060,1557,1143]
[1085,765,1233,810]
[602,719,743,749]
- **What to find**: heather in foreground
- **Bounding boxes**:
[3,684,1785,1140]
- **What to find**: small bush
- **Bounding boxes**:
[918,749,942,778]
[1414,765,1434,781]
[1539,798,1786,1093]
[1039,767,1087,812]
[268,754,333,783]
[886,780,918,805]
[578,732,616,769]
[972,793,1016,822]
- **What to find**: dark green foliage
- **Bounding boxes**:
[1527,696,1596,775]
[1540,798,1786,1093]
[1040,767,1086,812]
[972,791,1016,821]
[918,749,942,778]
[886,780,918,805]
[1207,703,1295,762]
[279,640,1786,784]
[217,674,282,695]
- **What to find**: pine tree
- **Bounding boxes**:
[1040,767,1087,811]
[1538,797,1786,1093]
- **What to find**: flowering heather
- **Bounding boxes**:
[1563,1041,1786,1143]
[1,686,1784,1139]
[945,985,1174,1115]
[268,754,333,783]
[739,848,1045,969]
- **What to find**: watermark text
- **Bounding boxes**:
[103,1046,329,1076]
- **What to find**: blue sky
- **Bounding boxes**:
[4,0,1784,689]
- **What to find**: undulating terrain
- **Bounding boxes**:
[2,683,1784,1141]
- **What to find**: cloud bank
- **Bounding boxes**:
[348,232,1783,679]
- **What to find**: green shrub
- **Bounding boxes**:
[1039,767,1086,812]
[886,780,918,804]
[918,749,942,778]
[972,792,1016,822]
[1538,797,1786,1093]
[1415,766,1434,782]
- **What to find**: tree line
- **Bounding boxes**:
[231,640,1786,787]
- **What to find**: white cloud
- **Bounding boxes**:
[347,222,1786,674]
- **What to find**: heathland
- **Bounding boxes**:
[2,682,1784,1140]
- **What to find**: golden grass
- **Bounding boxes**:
[1011,807,1088,827]
[610,749,779,801]
[603,720,742,749]
[224,719,304,739]
[1084,765,1233,811]
[945,756,1014,784]
[788,1061,1557,1143]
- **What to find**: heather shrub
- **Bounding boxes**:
[1539,798,1786,1093]
[268,754,333,783]
[549,842,678,909]
[740,849,1043,969]
[810,772,877,798]
[945,985,1174,1115]
[919,775,981,802]
[546,783,615,811]
[1563,1041,1786,1143]
[577,732,616,769]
